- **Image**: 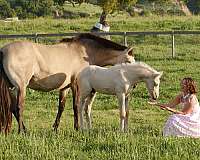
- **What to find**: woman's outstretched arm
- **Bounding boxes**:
[159,93,182,108]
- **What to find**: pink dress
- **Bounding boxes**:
[163,94,200,138]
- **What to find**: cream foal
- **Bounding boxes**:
[75,62,163,131]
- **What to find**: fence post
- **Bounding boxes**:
[34,33,38,43]
[171,31,175,58]
[123,32,127,46]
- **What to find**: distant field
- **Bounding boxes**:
[1,12,200,159]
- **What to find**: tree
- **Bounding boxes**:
[8,0,54,18]
[53,0,66,5]
[96,0,138,23]
[146,0,192,15]
[53,0,88,6]
[57,0,138,23]
[36,0,54,17]
[174,0,191,15]
[0,0,15,18]
[187,0,200,14]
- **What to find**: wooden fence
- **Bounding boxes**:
[1,31,200,58]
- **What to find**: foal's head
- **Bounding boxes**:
[145,71,163,101]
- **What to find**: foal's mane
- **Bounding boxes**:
[60,33,128,51]
[133,62,158,73]
[117,62,158,73]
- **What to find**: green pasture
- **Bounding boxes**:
[1,15,200,159]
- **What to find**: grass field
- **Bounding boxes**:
[1,12,200,159]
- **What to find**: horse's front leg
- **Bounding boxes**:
[117,93,126,132]
[53,88,69,132]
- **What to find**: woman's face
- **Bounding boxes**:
[181,79,188,92]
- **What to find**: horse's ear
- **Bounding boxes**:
[153,71,163,78]
[159,71,163,77]
[126,47,134,56]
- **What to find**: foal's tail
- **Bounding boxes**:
[0,51,12,134]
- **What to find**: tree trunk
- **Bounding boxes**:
[54,10,60,18]
[174,0,192,16]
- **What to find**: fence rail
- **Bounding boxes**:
[1,31,200,58]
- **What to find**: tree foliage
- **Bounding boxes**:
[0,0,15,18]
[0,0,200,19]
[96,0,137,14]
[0,0,59,18]
[53,0,66,5]
[187,0,200,14]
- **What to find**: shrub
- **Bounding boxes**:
[8,0,54,18]
[0,0,15,19]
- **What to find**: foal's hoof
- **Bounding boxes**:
[147,99,157,105]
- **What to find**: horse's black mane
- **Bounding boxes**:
[60,33,127,51]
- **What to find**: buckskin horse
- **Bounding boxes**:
[0,33,135,134]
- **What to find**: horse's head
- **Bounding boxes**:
[97,47,135,66]
[146,71,163,101]
[114,47,135,64]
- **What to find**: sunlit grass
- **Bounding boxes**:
[1,14,200,159]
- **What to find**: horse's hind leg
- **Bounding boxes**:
[53,88,69,132]
[72,86,79,130]
[124,96,129,131]
[12,86,26,133]
[84,91,96,129]
[79,97,86,130]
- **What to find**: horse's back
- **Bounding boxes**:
[78,65,125,94]
[0,40,89,91]
[1,41,67,90]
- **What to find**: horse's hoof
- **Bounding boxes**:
[147,99,157,105]
[53,124,58,132]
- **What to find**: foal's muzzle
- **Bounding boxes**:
[151,91,158,101]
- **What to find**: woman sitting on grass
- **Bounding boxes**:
[158,77,200,137]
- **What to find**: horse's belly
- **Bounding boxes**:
[94,84,116,95]
[96,88,115,95]
[28,73,69,91]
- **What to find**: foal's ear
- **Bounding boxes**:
[159,71,163,77]
[154,71,163,78]
[126,47,134,56]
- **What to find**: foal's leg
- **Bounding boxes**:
[117,93,126,132]
[53,88,69,131]
[124,96,129,131]
[12,86,26,133]
[84,92,96,129]
[79,97,86,130]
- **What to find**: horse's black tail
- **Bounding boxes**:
[73,77,80,113]
[0,51,12,134]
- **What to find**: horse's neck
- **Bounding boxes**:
[92,50,120,66]
[124,65,152,84]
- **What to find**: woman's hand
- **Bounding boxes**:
[159,104,169,110]
[159,104,182,114]
[157,104,172,111]
[148,102,180,114]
